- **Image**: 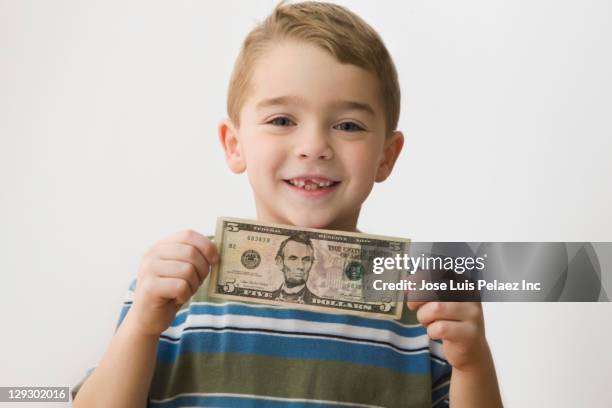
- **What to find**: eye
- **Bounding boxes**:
[267,116,295,127]
[334,122,365,132]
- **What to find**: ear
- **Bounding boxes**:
[218,118,246,174]
[275,255,283,268]
[375,130,404,182]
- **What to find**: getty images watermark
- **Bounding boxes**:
[362,242,610,302]
[371,253,542,292]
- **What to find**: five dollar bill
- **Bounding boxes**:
[209,217,410,320]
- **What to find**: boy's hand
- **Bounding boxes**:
[407,301,489,371]
[129,229,219,337]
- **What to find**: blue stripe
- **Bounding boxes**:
[182,302,425,337]
[432,383,450,404]
[431,358,451,381]
[150,394,365,408]
[116,306,130,329]
[156,330,430,374]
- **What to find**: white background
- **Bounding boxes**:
[1,0,611,406]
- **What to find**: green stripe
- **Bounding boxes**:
[149,352,431,407]
[398,302,419,325]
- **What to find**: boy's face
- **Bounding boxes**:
[220,40,403,231]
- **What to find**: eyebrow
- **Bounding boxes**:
[256,95,376,116]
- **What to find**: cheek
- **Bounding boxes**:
[242,136,267,163]
[341,143,382,181]
[242,134,284,177]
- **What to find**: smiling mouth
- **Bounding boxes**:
[283,177,341,191]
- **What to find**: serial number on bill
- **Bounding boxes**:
[247,235,270,243]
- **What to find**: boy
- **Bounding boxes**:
[73,1,502,407]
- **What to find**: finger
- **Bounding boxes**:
[416,302,473,326]
[150,276,194,305]
[426,320,477,343]
[159,229,219,265]
[150,259,201,296]
[154,242,210,283]
[406,300,427,311]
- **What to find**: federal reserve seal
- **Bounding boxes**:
[241,249,261,269]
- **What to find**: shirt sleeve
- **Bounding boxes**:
[70,278,138,402]
[430,338,452,408]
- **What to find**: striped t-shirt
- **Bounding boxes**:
[72,277,451,407]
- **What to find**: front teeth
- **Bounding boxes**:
[288,179,334,189]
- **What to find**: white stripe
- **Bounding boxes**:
[123,289,135,303]
[150,392,384,408]
[159,326,434,357]
[431,395,450,407]
[189,301,423,329]
[432,379,450,392]
[160,312,430,351]
[429,340,447,361]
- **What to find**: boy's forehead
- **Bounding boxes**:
[243,41,385,116]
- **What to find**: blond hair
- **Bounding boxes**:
[227,0,400,136]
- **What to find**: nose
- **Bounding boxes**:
[294,127,333,160]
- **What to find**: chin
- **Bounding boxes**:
[287,213,336,230]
